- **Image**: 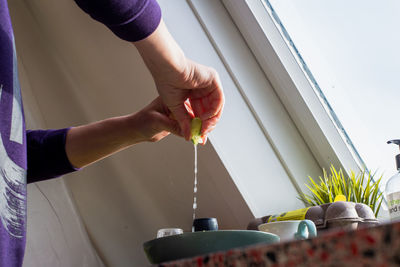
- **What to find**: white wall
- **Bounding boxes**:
[9,0,324,265]
[16,15,105,266]
[10,0,253,266]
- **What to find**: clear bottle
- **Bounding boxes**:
[385,140,400,221]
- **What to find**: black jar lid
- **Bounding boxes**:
[192,218,218,232]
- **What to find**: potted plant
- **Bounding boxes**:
[296,165,384,232]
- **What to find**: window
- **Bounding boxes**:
[223,0,400,185]
[265,0,400,185]
[223,0,360,174]
[222,0,399,217]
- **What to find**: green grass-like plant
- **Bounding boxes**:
[298,165,384,217]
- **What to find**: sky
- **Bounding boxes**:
[268,0,400,186]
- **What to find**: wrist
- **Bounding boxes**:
[133,20,187,79]
[124,113,148,144]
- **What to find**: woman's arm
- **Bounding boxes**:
[65,97,180,168]
[27,97,179,183]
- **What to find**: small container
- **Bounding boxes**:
[157,228,183,238]
[355,203,379,228]
[192,218,218,232]
[324,201,361,231]
[247,201,379,232]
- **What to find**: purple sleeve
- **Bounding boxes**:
[26,129,79,183]
[74,0,162,42]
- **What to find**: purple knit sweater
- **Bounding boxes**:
[0,0,161,265]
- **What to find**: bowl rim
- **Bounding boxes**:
[144,229,279,246]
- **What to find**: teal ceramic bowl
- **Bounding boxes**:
[143,230,280,264]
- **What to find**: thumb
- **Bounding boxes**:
[158,113,183,137]
[168,103,192,140]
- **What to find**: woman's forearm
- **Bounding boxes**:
[133,20,186,78]
[65,115,140,169]
[64,97,180,169]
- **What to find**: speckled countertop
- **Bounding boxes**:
[160,221,400,267]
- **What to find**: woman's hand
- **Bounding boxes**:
[134,20,224,141]
[153,58,224,143]
[130,97,181,143]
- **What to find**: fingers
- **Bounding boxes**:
[202,135,208,145]
[168,103,192,140]
[153,59,224,141]
[197,106,222,145]
[149,97,187,138]
[184,99,195,118]
[183,70,223,141]
[164,118,182,137]
[147,97,172,116]
[191,89,224,121]
[190,72,224,121]
[179,105,221,146]
[155,111,183,138]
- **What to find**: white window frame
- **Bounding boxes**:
[163,0,363,218]
[220,0,361,173]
